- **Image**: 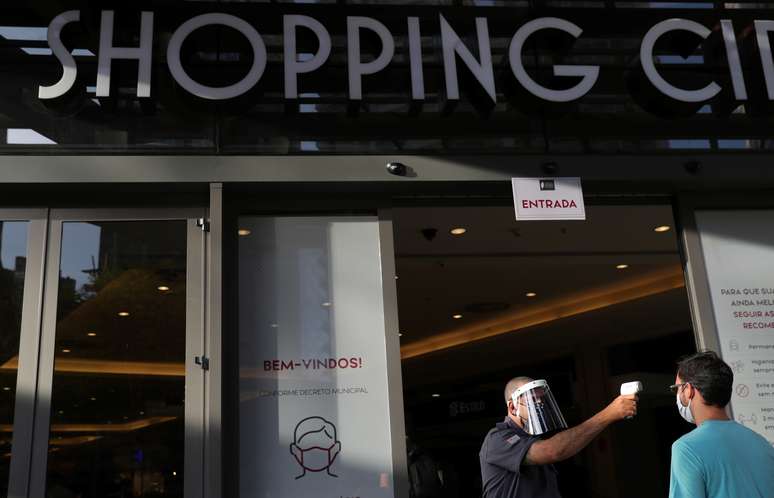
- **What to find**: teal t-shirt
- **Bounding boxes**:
[669,420,774,498]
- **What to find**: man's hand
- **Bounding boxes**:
[601,395,639,423]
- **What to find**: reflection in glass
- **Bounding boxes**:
[45,221,187,498]
[0,221,28,497]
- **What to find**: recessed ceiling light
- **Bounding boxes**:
[322,302,332,307]
[616,264,629,270]
[399,332,403,337]
[450,227,467,235]
[89,396,96,401]
[2,387,10,391]
[654,225,671,233]
[118,311,130,317]
[452,314,463,319]
[172,471,177,477]
[61,349,71,353]
[87,332,97,337]
[238,229,251,236]
[526,292,537,298]
[431,393,441,398]
[157,285,170,292]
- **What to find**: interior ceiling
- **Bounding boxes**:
[393,204,691,381]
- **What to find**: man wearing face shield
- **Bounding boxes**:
[479,377,637,498]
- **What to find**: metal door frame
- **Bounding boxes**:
[19,207,209,498]
[2,209,48,498]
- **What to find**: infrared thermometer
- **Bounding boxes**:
[620,381,643,419]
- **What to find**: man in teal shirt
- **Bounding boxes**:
[669,351,774,498]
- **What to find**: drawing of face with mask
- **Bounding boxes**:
[290,416,342,479]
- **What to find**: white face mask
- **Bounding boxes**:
[676,389,695,424]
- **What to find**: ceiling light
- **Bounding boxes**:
[654,225,671,233]
[616,264,629,270]
[118,311,130,317]
[431,393,441,398]
[452,314,463,319]
[2,387,10,391]
[157,285,170,292]
[450,227,467,235]
[173,471,177,477]
[61,349,71,353]
[322,302,332,307]
[399,332,403,337]
[526,292,537,298]
[238,229,251,236]
[89,397,96,401]
[87,332,97,337]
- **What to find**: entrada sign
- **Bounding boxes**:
[39,11,774,104]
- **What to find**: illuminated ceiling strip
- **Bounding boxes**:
[0,416,176,433]
[50,435,103,446]
[0,357,184,377]
[400,266,686,359]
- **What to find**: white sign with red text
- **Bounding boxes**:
[511,177,586,221]
[696,210,774,445]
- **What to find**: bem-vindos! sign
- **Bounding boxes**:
[38,10,774,104]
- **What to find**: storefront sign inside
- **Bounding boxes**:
[511,177,586,221]
[37,11,774,104]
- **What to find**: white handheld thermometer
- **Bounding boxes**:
[620,381,643,419]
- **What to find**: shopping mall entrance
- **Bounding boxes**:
[394,203,696,498]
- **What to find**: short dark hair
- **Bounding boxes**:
[677,351,733,408]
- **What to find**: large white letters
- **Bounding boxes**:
[97,11,154,98]
[440,15,496,103]
[39,10,81,100]
[755,20,774,100]
[35,10,768,106]
[284,15,331,99]
[509,17,599,102]
[167,13,266,100]
[347,17,395,100]
[641,19,721,103]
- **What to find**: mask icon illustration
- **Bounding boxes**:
[289,416,342,479]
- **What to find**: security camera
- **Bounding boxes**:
[421,228,438,241]
[386,162,408,176]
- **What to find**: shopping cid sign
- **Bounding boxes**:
[37,11,774,104]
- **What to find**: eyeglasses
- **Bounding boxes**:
[669,383,688,395]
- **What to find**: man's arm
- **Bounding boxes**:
[524,395,637,465]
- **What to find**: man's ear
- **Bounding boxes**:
[507,400,515,416]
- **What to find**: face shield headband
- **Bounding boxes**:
[511,379,568,436]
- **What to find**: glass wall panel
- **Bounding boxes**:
[44,220,188,498]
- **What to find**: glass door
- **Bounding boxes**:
[26,209,207,498]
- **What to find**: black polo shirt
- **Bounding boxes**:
[479,417,561,498]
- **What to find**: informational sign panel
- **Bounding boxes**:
[238,217,398,498]
[696,210,774,444]
[511,177,586,221]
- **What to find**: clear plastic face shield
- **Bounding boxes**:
[511,379,568,436]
